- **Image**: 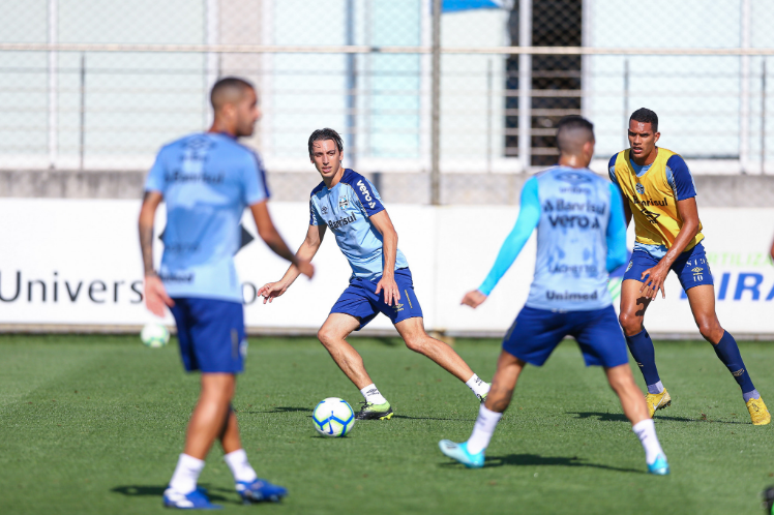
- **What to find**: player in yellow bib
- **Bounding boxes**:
[609,108,769,425]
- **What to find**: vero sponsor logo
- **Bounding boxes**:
[357,180,376,209]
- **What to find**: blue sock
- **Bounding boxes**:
[712,331,756,398]
[625,328,662,393]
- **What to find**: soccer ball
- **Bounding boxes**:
[312,397,355,437]
[140,323,170,348]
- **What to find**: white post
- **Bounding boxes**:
[205,0,220,128]
[580,0,593,122]
[518,0,532,173]
[740,0,751,173]
[48,0,57,169]
[420,0,432,172]
[260,0,274,157]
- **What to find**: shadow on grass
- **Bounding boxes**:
[441,454,642,474]
[393,414,476,422]
[569,411,747,425]
[110,484,234,503]
[245,406,313,415]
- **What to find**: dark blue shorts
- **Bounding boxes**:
[503,305,628,368]
[170,297,246,374]
[330,268,423,330]
[623,242,713,291]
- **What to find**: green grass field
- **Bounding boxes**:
[1,335,773,515]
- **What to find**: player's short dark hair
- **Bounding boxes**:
[210,77,254,109]
[308,128,343,157]
[629,108,658,132]
[555,116,595,154]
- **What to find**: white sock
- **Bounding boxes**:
[465,374,490,398]
[168,454,205,494]
[632,419,665,465]
[224,449,258,483]
[360,384,387,405]
[466,405,503,454]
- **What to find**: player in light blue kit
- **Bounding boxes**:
[139,77,314,509]
[438,117,669,475]
[258,128,490,420]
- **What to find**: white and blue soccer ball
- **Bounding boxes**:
[140,323,170,348]
[312,397,355,437]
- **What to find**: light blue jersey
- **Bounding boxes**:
[309,169,408,278]
[144,132,269,303]
[479,166,628,311]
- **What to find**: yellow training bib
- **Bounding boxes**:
[612,148,703,250]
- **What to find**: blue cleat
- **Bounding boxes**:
[163,487,222,510]
[236,478,288,503]
[438,440,485,469]
[647,453,670,475]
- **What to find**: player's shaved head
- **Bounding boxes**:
[210,77,254,111]
[556,116,595,156]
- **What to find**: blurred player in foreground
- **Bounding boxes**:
[139,77,313,509]
[258,128,490,420]
[439,116,669,475]
[609,108,769,425]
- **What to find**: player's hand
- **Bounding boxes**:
[461,289,488,309]
[640,263,668,301]
[375,273,400,306]
[296,259,315,279]
[144,274,174,317]
[258,281,289,304]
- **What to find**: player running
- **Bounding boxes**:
[438,116,669,475]
[139,77,314,509]
[610,108,769,425]
[257,128,490,421]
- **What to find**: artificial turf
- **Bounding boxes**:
[1,334,773,515]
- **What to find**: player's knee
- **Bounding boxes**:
[317,327,335,347]
[696,317,720,341]
[404,335,426,353]
[618,312,641,335]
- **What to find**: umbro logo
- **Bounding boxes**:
[691,267,703,273]
[639,207,660,224]
[321,205,329,215]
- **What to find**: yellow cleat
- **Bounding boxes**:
[645,388,672,418]
[746,397,771,425]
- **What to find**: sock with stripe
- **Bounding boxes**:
[712,331,757,399]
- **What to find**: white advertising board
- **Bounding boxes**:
[0,199,772,337]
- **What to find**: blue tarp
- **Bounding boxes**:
[442,0,503,13]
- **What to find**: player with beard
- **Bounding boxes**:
[609,108,769,425]
[140,77,314,509]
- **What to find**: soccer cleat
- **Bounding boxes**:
[355,401,393,420]
[438,440,485,469]
[761,485,774,514]
[236,479,288,503]
[163,486,222,510]
[645,388,672,418]
[646,453,670,475]
[746,397,771,426]
[477,391,488,403]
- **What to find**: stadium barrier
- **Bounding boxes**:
[1,199,772,338]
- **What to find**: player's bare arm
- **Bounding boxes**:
[368,210,401,306]
[640,197,701,300]
[258,223,325,303]
[138,190,174,317]
[250,200,314,282]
